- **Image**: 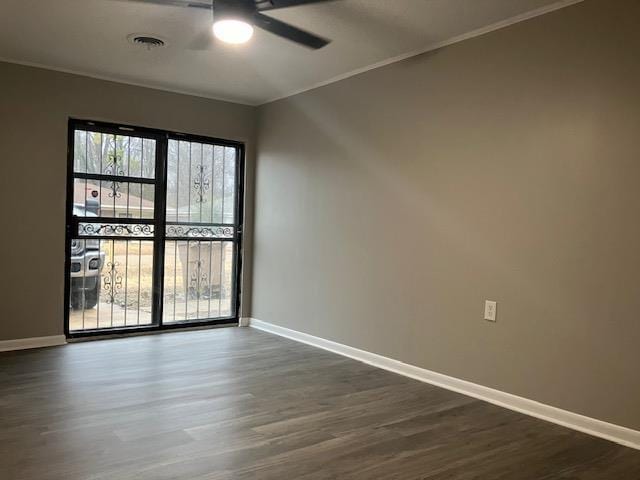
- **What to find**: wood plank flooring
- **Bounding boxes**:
[1,327,639,479]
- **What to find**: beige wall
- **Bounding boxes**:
[2,0,638,432]
[0,61,256,341]
[253,0,640,430]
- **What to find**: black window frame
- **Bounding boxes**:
[63,118,245,338]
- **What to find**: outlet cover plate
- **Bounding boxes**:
[484,300,497,322]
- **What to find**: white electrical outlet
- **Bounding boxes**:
[484,300,497,322]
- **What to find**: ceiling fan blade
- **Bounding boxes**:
[117,0,212,9]
[253,12,330,49]
[255,0,336,11]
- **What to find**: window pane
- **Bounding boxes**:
[73,179,154,219]
[166,140,236,224]
[69,239,154,331]
[162,241,234,323]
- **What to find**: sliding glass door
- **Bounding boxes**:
[64,120,243,337]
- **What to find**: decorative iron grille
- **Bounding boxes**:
[79,222,154,238]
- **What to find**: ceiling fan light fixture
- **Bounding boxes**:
[213,19,254,44]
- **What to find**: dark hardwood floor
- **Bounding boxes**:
[1,327,639,479]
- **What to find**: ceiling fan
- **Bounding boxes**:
[126,0,334,49]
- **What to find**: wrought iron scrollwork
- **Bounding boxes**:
[189,259,210,299]
[103,261,123,304]
[193,164,211,203]
[79,223,154,237]
[107,180,122,199]
[104,142,125,176]
[166,224,233,239]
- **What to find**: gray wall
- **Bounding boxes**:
[0,61,256,341]
[253,0,640,430]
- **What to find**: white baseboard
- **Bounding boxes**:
[238,317,251,327]
[249,318,640,451]
[0,335,67,352]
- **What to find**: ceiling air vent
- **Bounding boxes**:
[127,34,167,50]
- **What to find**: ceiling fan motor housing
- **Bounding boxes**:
[213,0,257,22]
[188,0,332,49]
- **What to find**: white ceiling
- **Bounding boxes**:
[0,0,576,105]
